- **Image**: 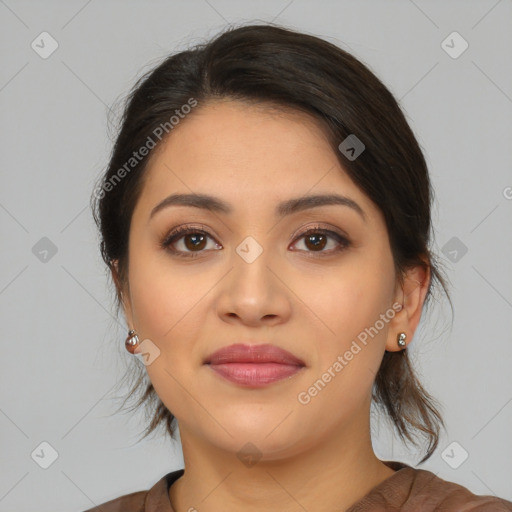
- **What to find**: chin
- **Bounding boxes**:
[211,417,308,457]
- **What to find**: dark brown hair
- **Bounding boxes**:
[91,23,453,464]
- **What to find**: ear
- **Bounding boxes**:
[385,259,430,352]
[111,259,135,329]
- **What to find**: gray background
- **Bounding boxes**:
[1,0,511,510]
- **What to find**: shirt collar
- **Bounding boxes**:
[143,461,412,511]
[145,468,184,511]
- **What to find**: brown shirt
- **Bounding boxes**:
[83,461,512,511]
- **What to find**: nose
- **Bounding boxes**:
[214,244,292,328]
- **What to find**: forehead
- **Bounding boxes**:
[135,100,377,222]
[150,99,334,168]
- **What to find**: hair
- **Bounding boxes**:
[91,23,453,465]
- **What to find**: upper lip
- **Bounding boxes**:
[205,343,305,366]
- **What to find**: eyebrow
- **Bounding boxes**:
[149,192,366,221]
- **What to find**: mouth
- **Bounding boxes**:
[204,343,306,388]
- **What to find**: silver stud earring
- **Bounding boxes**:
[397,332,407,348]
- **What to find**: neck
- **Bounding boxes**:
[169,404,396,512]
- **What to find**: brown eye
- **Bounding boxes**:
[183,233,207,251]
[291,228,351,255]
[303,233,328,251]
[161,226,221,258]
[161,225,350,259]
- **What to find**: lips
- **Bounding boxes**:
[204,343,306,388]
[204,343,305,366]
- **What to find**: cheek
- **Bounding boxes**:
[303,249,395,371]
[126,256,208,409]
[315,261,393,333]
[298,285,392,422]
[126,249,216,388]
[127,247,203,338]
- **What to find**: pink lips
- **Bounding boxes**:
[205,343,305,388]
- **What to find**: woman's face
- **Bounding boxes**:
[119,99,419,460]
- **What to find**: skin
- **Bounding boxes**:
[115,99,429,512]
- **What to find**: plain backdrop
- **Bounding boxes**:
[1,1,511,510]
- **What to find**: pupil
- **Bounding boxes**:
[186,234,205,250]
[307,234,325,250]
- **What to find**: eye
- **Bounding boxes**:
[161,224,351,259]
[160,225,222,258]
[290,226,351,255]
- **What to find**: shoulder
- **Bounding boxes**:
[82,490,147,512]
[407,467,512,510]
[349,461,512,511]
[80,469,184,512]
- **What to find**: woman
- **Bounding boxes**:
[87,23,512,511]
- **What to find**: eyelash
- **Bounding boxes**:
[160,224,351,259]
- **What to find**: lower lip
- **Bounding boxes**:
[207,363,304,388]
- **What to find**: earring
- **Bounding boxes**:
[397,332,407,349]
[125,329,140,354]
